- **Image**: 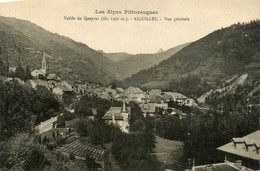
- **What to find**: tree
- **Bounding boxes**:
[0,59,7,75]
[132,119,145,132]
[75,95,111,118]
[0,133,50,170]
[85,155,100,170]
[129,101,144,127]
[0,81,32,140]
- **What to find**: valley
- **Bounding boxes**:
[0,16,259,171]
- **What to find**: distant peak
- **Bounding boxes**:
[155,48,164,54]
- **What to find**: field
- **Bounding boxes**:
[141,80,170,89]
[153,136,184,169]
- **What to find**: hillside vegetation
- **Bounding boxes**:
[0,16,190,83]
[0,16,122,84]
[103,43,190,79]
[122,20,260,98]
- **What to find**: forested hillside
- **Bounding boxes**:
[0,16,122,84]
[122,20,260,98]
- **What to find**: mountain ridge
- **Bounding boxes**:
[121,20,260,98]
[0,16,121,84]
[0,16,190,82]
[107,42,191,79]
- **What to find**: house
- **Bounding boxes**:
[128,93,146,103]
[155,100,168,110]
[114,93,129,102]
[102,102,130,133]
[149,99,168,110]
[97,91,111,100]
[164,92,187,102]
[139,103,156,117]
[161,93,173,102]
[125,86,143,94]
[105,88,117,97]
[27,79,49,89]
[116,87,124,93]
[31,69,46,78]
[73,83,88,94]
[47,74,57,80]
[35,115,59,134]
[217,130,260,170]
[188,161,254,171]
[164,92,197,106]
[149,89,162,96]
[185,98,197,107]
[167,108,187,119]
[9,67,16,73]
[53,87,63,96]
[4,77,25,85]
[53,81,73,96]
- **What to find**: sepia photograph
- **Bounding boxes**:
[0,0,259,170]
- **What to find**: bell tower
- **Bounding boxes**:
[41,53,46,74]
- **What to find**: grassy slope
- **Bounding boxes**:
[153,136,184,169]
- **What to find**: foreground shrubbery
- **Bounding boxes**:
[0,80,61,140]
[0,133,92,171]
[75,118,114,145]
[111,128,160,171]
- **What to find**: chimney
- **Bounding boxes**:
[112,113,115,123]
[232,139,237,149]
[235,160,242,169]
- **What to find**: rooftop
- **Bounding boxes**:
[102,106,129,120]
[192,162,253,171]
[217,130,260,161]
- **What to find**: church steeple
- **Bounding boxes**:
[121,101,127,113]
[41,53,46,74]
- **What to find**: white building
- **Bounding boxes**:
[102,102,130,133]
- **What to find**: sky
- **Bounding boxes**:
[0,0,260,54]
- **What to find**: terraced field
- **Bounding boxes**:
[58,139,105,162]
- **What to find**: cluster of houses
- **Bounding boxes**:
[28,53,73,99]
[5,53,197,135]
[99,87,197,133]
[27,57,196,134]
[111,87,196,117]
[5,53,259,170]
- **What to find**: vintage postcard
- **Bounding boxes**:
[0,0,259,170]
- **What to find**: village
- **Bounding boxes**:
[2,53,199,170]
[7,53,197,132]
[2,52,258,171]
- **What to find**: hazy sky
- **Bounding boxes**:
[0,0,260,54]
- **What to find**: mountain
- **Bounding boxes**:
[103,43,190,79]
[0,16,123,84]
[121,21,260,98]
[156,48,164,54]
[101,52,133,63]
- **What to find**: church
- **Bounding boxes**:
[31,53,47,78]
[102,102,131,133]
